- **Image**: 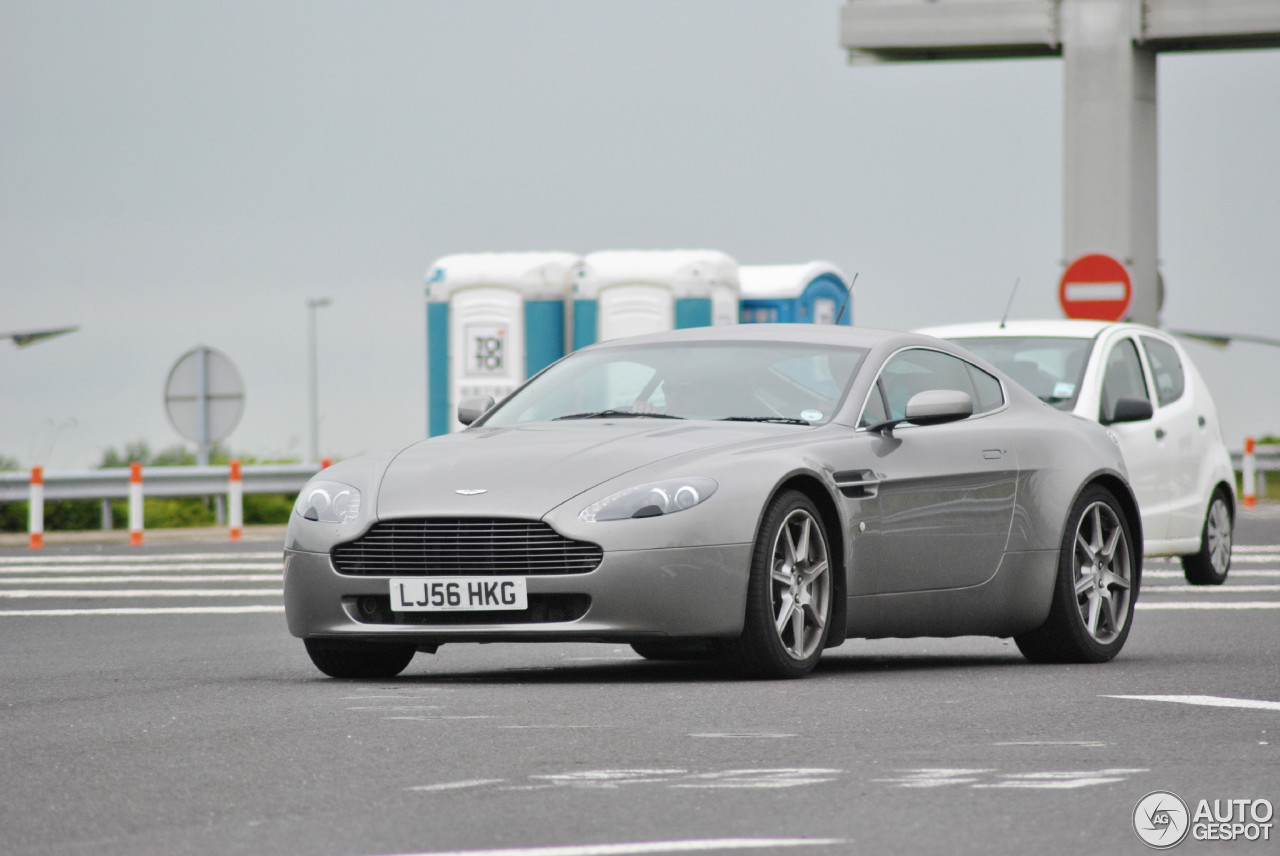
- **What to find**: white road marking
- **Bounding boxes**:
[1137,602,1280,610]
[411,769,844,795]
[0,588,280,598]
[994,741,1108,747]
[873,768,1147,789]
[0,574,280,584]
[0,553,280,564]
[871,769,996,788]
[973,769,1147,789]
[670,769,841,789]
[0,605,284,616]
[0,563,280,573]
[1145,569,1280,578]
[1105,694,1280,712]
[407,779,507,793]
[1139,584,1280,593]
[369,838,845,856]
[689,733,798,739]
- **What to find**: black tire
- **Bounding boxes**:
[1180,489,1233,586]
[1015,485,1138,664]
[630,640,714,661]
[303,638,416,679]
[719,490,834,679]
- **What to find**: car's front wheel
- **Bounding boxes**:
[303,638,417,679]
[1180,489,1233,586]
[720,490,833,679]
[1015,485,1137,664]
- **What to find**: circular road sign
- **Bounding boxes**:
[164,346,245,445]
[1059,253,1132,322]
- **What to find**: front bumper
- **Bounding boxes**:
[283,542,753,643]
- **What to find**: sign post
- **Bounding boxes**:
[1059,253,1132,322]
[164,346,246,465]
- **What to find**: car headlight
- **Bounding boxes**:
[579,478,717,522]
[294,480,361,524]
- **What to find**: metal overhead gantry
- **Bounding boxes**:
[840,0,1280,326]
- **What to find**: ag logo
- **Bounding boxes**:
[1134,791,1190,848]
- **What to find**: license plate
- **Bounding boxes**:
[389,577,528,612]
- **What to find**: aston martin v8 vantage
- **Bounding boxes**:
[284,325,1143,679]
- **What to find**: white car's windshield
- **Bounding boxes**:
[950,336,1096,410]
[482,341,868,426]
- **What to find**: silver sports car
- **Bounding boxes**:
[284,325,1143,680]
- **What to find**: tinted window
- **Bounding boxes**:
[1141,336,1185,407]
[966,364,1005,413]
[1099,338,1151,423]
[484,341,868,425]
[862,348,986,425]
[949,336,1094,411]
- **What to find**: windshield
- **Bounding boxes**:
[948,336,1095,410]
[481,341,868,426]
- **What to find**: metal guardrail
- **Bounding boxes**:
[0,463,320,504]
[1231,445,1280,472]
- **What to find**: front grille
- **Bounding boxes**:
[332,518,604,577]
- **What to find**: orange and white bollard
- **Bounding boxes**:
[228,460,243,541]
[321,457,332,469]
[1242,437,1257,509]
[129,462,144,546]
[28,466,44,550]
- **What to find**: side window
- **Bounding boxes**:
[965,363,1005,413]
[870,349,978,422]
[1099,338,1151,423]
[1141,336,1185,407]
[859,380,889,427]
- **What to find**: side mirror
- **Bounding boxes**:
[457,395,495,426]
[1105,396,1154,425]
[904,389,973,426]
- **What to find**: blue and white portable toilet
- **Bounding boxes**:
[572,249,739,349]
[424,252,580,435]
[738,261,853,326]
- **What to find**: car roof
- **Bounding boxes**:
[583,323,940,352]
[917,319,1167,341]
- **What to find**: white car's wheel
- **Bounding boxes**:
[1180,490,1232,586]
[1015,485,1137,663]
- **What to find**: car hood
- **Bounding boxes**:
[376,420,797,519]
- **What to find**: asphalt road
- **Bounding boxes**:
[2,509,1278,856]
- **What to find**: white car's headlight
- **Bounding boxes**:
[579,478,717,522]
[294,480,361,524]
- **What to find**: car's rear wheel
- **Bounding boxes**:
[1180,489,1233,586]
[1015,485,1137,664]
[720,490,833,679]
[303,638,416,679]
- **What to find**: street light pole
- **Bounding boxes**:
[307,298,332,464]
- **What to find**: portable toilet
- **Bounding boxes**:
[572,249,739,349]
[738,261,853,325]
[424,252,579,435]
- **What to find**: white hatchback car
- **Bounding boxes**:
[918,319,1235,585]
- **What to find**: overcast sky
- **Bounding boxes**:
[3,1,1278,471]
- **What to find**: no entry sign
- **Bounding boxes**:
[1059,253,1132,322]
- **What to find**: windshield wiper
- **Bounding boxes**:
[720,416,812,426]
[554,409,684,420]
